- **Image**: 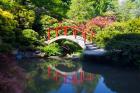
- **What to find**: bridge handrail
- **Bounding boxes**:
[46,26,95,42]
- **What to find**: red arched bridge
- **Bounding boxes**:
[45,26,95,49]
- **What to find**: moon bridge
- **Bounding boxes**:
[45,26,96,49]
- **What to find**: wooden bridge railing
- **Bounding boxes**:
[47,26,95,43]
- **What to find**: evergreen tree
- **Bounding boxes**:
[67,0,113,23]
[67,0,95,23]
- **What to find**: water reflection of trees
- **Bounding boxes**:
[18,59,62,93]
[18,58,100,93]
[82,62,140,93]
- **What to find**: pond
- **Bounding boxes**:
[18,58,140,93]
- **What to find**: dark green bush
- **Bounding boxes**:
[0,43,13,53]
[95,30,121,48]
[19,29,39,45]
[0,8,17,45]
[16,29,40,51]
[106,33,140,66]
[95,18,140,48]
[95,18,140,67]
[62,40,82,54]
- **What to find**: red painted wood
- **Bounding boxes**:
[47,66,51,78]
[54,71,58,81]
[72,73,77,84]
[82,32,86,43]
[55,28,59,37]
[80,72,84,82]
[47,25,95,43]
[64,26,68,36]
[73,28,77,38]
[48,28,50,40]
[73,29,75,36]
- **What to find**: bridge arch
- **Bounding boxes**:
[45,26,95,49]
[45,35,90,49]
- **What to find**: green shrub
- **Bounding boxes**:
[17,29,39,50]
[22,29,38,41]
[62,40,82,54]
[38,43,60,56]
[39,15,59,37]
[40,15,58,30]
[95,30,121,48]
[15,9,35,29]
[126,18,140,33]
[95,18,140,67]
[0,8,17,44]
[106,33,140,67]
[61,19,77,26]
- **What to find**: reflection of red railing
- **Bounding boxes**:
[47,26,95,43]
[47,66,94,84]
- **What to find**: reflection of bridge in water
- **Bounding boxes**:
[47,65,94,84]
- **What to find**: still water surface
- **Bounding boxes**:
[18,58,140,93]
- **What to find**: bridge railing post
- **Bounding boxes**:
[64,26,68,36]
[55,28,59,37]
[82,32,86,43]
[80,71,84,83]
[73,29,77,38]
[47,28,50,40]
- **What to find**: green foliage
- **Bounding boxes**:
[67,0,95,23]
[22,29,38,41]
[95,18,140,48]
[106,33,140,66]
[30,0,70,19]
[95,18,140,66]
[38,43,60,56]
[39,15,59,36]
[61,19,77,26]
[40,15,59,30]
[15,8,35,29]
[0,8,17,32]
[126,18,140,33]
[0,8,17,45]
[0,0,20,9]
[67,0,113,23]
[18,29,39,49]
[112,0,139,21]
[62,40,82,54]
[94,0,113,16]
[95,30,121,48]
